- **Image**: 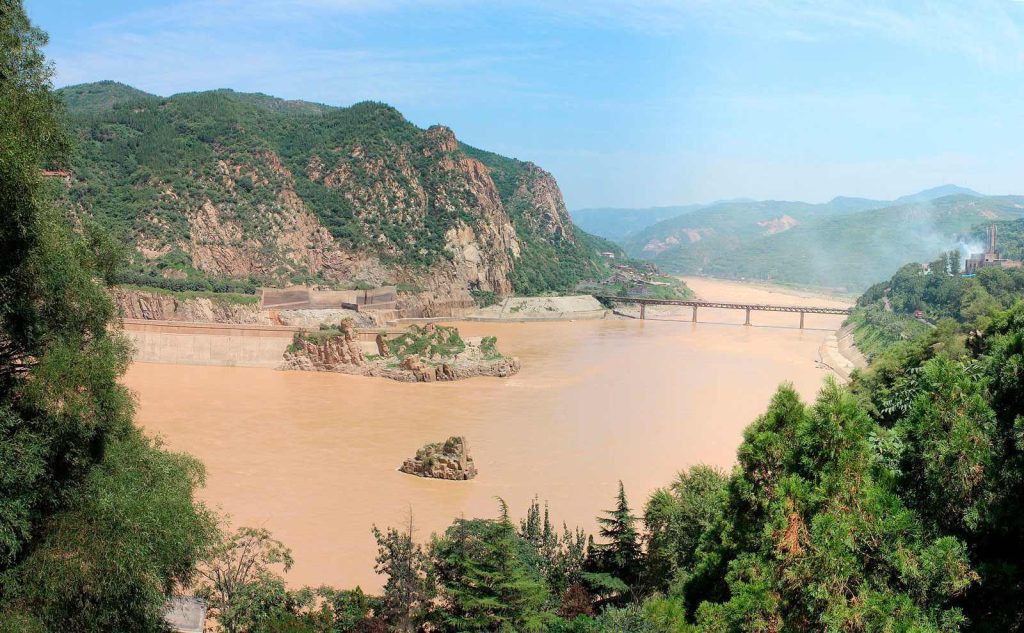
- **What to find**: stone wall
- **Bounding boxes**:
[123,320,298,368]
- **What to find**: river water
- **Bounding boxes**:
[124,278,851,591]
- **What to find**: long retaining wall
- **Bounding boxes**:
[123,319,301,368]
[122,319,395,367]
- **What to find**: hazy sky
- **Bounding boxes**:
[24,1,1024,209]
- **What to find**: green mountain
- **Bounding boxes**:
[571,205,702,242]
[618,191,1023,290]
[56,80,158,114]
[891,183,980,205]
[55,81,619,301]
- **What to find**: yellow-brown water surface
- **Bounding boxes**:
[124,278,851,590]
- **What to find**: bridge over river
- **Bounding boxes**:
[596,296,851,329]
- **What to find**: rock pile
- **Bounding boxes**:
[399,436,478,480]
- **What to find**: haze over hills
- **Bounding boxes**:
[572,185,1014,290]
[570,205,704,242]
[55,81,620,306]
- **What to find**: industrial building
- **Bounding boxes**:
[965,224,1023,274]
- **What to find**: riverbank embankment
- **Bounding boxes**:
[465,295,609,322]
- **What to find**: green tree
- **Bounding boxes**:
[371,513,434,632]
[195,526,295,633]
[691,382,976,631]
[0,3,215,629]
[897,357,996,535]
[588,481,643,593]
[519,496,590,594]
[643,466,727,594]
[431,508,551,632]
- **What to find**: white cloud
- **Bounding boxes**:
[520,0,1024,70]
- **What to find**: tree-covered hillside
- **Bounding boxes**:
[56,81,616,297]
[846,249,1024,359]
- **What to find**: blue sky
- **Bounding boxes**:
[24,0,1024,208]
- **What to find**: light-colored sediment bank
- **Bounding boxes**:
[467,295,608,321]
[125,277,855,592]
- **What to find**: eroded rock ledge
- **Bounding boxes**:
[399,436,478,480]
[281,321,520,382]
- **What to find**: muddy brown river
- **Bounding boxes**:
[124,278,851,591]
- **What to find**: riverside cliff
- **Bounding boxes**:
[58,82,620,311]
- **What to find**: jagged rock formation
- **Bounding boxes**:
[399,436,478,480]
[390,353,521,383]
[283,323,367,371]
[58,83,618,307]
[281,322,520,382]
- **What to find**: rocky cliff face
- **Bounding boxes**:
[283,326,367,371]
[511,162,577,245]
[111,287,267,323]
[305,125,519,298]
[60,84,613,303]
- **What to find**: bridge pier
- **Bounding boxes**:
[799,311,805,329]
[640,303,646,320]
[692,306,698,323]
[744,307,751,326]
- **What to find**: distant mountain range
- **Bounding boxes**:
[570,185,1016,290]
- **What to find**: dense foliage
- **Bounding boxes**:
[849,253,1024,358]
[0,3,216,629]
[384,325,466,359]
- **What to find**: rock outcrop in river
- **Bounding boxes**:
[399,436,478,480]
[281,321,520,382]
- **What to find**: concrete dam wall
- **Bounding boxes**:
[123,319,301,368]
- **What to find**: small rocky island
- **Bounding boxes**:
[399,436,478,480]
[282,320,520,382]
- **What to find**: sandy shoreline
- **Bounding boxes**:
[679,276,855,307]
[680,276,864,381]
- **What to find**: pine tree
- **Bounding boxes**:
[591,481,642,591]
[431,504,551,631]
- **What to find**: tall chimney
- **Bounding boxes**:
[991,224,997,253]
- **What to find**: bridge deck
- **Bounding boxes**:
[595,297,850,315]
